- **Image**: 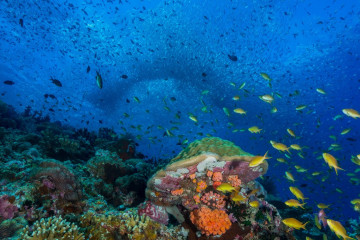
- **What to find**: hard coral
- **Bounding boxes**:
[80,209,188,240]
[19,215,84,240]
[190,207,231,236]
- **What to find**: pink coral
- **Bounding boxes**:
[0,195,18,219]
[228,175,241,187]
[138,201,169,225]
[201,191,226,209]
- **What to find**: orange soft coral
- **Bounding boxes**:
[190,207,231,236]
[171,188,184,196]
[196,180,207,193]
[212,172,223,182]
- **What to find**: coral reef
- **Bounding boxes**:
[0,101,307,239]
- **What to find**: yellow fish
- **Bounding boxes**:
[231,192,247,202]
[285,199,306,209]
[295,166,307,173]
[232,95,240,101]
[350,199,360,205]
[259,94,274,104]
[285,171,295,182]
[351,155,360,166]
[249,151,270,167]
[282,218,308,230]
[189,115,198,123]
[249,200,260,208]
[239,82,246,89]
[248,126,262,134]
[312,172,321,176]
[296,105,307,111]
[290,144,302,151]
[260,72,271,81]
[327,219,354,240]
[322,153,344,175]
[317,203,330,209]
[341,128,351,135]
[234,108,246,115]
[342,109,360,119]
[216,183,236,193]
[287,128,296,137]
[289,186,308,202]
[271,141,291,153]
[271,106,278,113]
[316,88,326,94]
[277,158,288,164]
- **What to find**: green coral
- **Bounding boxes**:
[170,137,252,164]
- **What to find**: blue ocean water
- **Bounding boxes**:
[0,0,360,238]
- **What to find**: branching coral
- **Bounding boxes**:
[19,215,85,240]
[190,207,231,236]
[80,209,187,240]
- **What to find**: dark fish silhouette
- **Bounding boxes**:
[3,80,15,85]
[50,77,62,87]
[87,66,90,73]
[228,55,238,61]
[121,75,128,79]
[19,18,24,27]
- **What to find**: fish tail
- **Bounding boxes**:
[302,221,309,230]
[335,166,345,175]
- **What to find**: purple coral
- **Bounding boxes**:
[0,195,18,219]
[138,201,169,225]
